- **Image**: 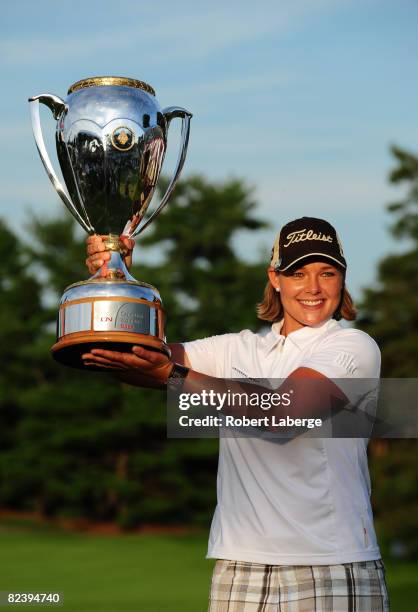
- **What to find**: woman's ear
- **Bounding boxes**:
[267,267,280,291]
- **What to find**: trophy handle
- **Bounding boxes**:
[132,106,192,237]
[28,94,92,233]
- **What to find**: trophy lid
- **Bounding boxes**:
[68,76,155,96]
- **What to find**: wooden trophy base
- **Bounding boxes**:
[52,331,170,371]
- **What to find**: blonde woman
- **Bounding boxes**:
[84,217,389,611]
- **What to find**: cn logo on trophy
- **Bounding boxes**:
[29,76,192,369]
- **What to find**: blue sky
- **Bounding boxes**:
[1,0,418,298]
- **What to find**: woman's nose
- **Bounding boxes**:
[305,276,320,293]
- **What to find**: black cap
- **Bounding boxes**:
[270,217,347,272]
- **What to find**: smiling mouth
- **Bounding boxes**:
[298,299,325,306]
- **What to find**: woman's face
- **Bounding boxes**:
[268,261,343,335]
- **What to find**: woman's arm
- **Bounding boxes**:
[169,343,191,368]
[82,344,347,424]
[82,342,191,389]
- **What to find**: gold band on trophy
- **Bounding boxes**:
[68,76,156,96]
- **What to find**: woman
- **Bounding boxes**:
[83,216,389,611]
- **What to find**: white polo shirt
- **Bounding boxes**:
[183,318,382,565]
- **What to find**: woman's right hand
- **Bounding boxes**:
[85,235,134,276]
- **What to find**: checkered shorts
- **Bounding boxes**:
[208,559,389,611]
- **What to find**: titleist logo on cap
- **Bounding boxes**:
[283,229,333,248]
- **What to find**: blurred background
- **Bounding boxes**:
[0,1,417,610]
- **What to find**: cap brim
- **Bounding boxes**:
[276,252,347,272]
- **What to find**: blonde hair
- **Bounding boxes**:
[257,279,357,323]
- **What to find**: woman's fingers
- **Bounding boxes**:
[120,235,135,252]
[85,252,111,275]
[81,347,170,372]
[82,351,130,368]
[85,234,134,273]
[86,253,110,267]
[91,348,156,369]
[86,241,105,255]
[81,347,173,386]
[86,234,108,254]
[86,235,134,256]
[82,349,139,368]
[83,360,126,370]
[132,345,169,366]
[120,235,134,269]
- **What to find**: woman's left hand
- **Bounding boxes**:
[81,345,174,386]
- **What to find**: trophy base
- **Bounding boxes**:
[53,279,168,371]
[52,331,170,371]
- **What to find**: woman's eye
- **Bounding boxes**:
[322,272,336,277]
[292,272,304,278]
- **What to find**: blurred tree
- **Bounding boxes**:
[358,146,418,377]
[0,219,45,454]
[357,146,418,559]
[0,175,268,528]
[136,174,268,340]
[0,217,124,520]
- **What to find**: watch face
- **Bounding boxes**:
[167,374,186,392]
[170,364,189,379]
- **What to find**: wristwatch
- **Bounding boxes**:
[167,363,190,392]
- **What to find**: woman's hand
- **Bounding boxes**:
[81,345,174,388]
[85,234,134,276]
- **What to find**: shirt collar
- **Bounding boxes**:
[263,318,340,356]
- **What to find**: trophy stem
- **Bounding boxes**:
[91,234,136,282]
[103,233,129,254]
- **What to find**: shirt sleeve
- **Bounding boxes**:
[298,329,381,379]
[182,334,234,377]
[298,329,381,420]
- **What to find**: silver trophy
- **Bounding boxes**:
[29,76,192,369]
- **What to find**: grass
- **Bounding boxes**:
[0,519,212,611]
[0,519,416,611]
[385,561,418,611]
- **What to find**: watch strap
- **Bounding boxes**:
[167,363,190,391]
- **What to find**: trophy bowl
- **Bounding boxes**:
[29,76,192,370]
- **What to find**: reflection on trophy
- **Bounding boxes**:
[29,76,192,369]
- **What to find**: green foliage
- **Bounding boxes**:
[371,441,418,560]
[357,146,418,560]
[358,146,418,377]
[0,175,268,528]
[136,175,268,339]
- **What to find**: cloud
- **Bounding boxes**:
[188,121,354,156]
[1,0,345,67]
[162,72,294,101]
[256,171,397,216]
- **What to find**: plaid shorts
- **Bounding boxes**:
[208,559,389,611]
